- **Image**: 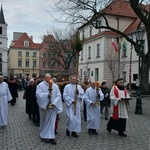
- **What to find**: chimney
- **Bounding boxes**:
[30,36,33,40]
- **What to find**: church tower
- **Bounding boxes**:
[0,5,8,76]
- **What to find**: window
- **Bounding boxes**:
[0,27,2,34]
[95,68,99,81]
[18,60,22,67]
[48,62,50,68]
[26,52,29,57]
[96,44,100,57]
[87,68,90,78]
[42,53,46,58]
[33,61,36,67]
[81,50,83,60]
[43,62,46,68]
[26,60,29,67]
[52,62,56,67]
[88,46,91,59]
[18,51,22,57]
[57,63,60,67]
[82,30,84,39]
[133,74,138,81]
[122,41,127,57]
[32,52,37,57]
[122,71,126,82]
[91,71,93,76]
[89,26,92,36]
[24,41,29,47]
[53,53,57,58]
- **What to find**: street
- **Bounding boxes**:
[0,90,150,150]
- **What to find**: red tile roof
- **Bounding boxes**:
[124,18,141,35]
[40,34,56,49]
[102,0,137,18]
[10,33,39,49]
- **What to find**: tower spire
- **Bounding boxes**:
[0,3,5,24]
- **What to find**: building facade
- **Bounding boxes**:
[39,35,78,80]
[8,32,40,78]
[78,0,147,88]
[0,6,8,76]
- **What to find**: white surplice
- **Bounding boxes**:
[63,83,84,132]
[36,81,62,139]
[110,86,130,118]
[83,87,104,129]
[0,82,12,127]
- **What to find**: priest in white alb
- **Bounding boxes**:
[0,75,12,127]
[63,76,84,138]
[83,81,104,135]
[36,74,62,145]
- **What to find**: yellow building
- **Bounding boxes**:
[8,32,40,78]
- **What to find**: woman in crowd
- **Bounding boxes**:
[25,79,36,120]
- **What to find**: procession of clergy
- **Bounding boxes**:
[0,73,130,145]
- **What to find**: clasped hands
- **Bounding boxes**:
[91,101,99,106]
[96,93,100,98]
[73,100,77,104]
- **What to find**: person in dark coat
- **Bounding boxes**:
[100,81,110,120]
[25,79,36,120]
[81,76,90,121]
[8,76,18,106]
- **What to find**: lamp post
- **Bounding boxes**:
[135,29,144,114]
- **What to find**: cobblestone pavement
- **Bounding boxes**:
[0,91,150,150]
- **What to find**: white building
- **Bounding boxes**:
[0,5,8,76]
[78,0,147,88]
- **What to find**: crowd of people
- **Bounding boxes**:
[0,74,130,145]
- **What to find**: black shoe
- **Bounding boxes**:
[107,128,111,133]
[40,138,50,143]
[66,129,70,136]
[33,123,39,126]
[72,132,78,138]
[88,129,92,134]
[92,129,98,135]
[49,139,57,145]
[55,130,58,134]
[118,132,127,137]
[105,117,108,120]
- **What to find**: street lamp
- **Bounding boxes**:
[135,29,144,114]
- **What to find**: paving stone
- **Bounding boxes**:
[0,91,150,150]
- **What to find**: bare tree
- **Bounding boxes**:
[49,0,150,94]
[106,53,126,84]
[42,29,83,76]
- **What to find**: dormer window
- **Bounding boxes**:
[24,40,29,47]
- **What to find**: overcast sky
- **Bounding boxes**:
[3,0,68,46]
